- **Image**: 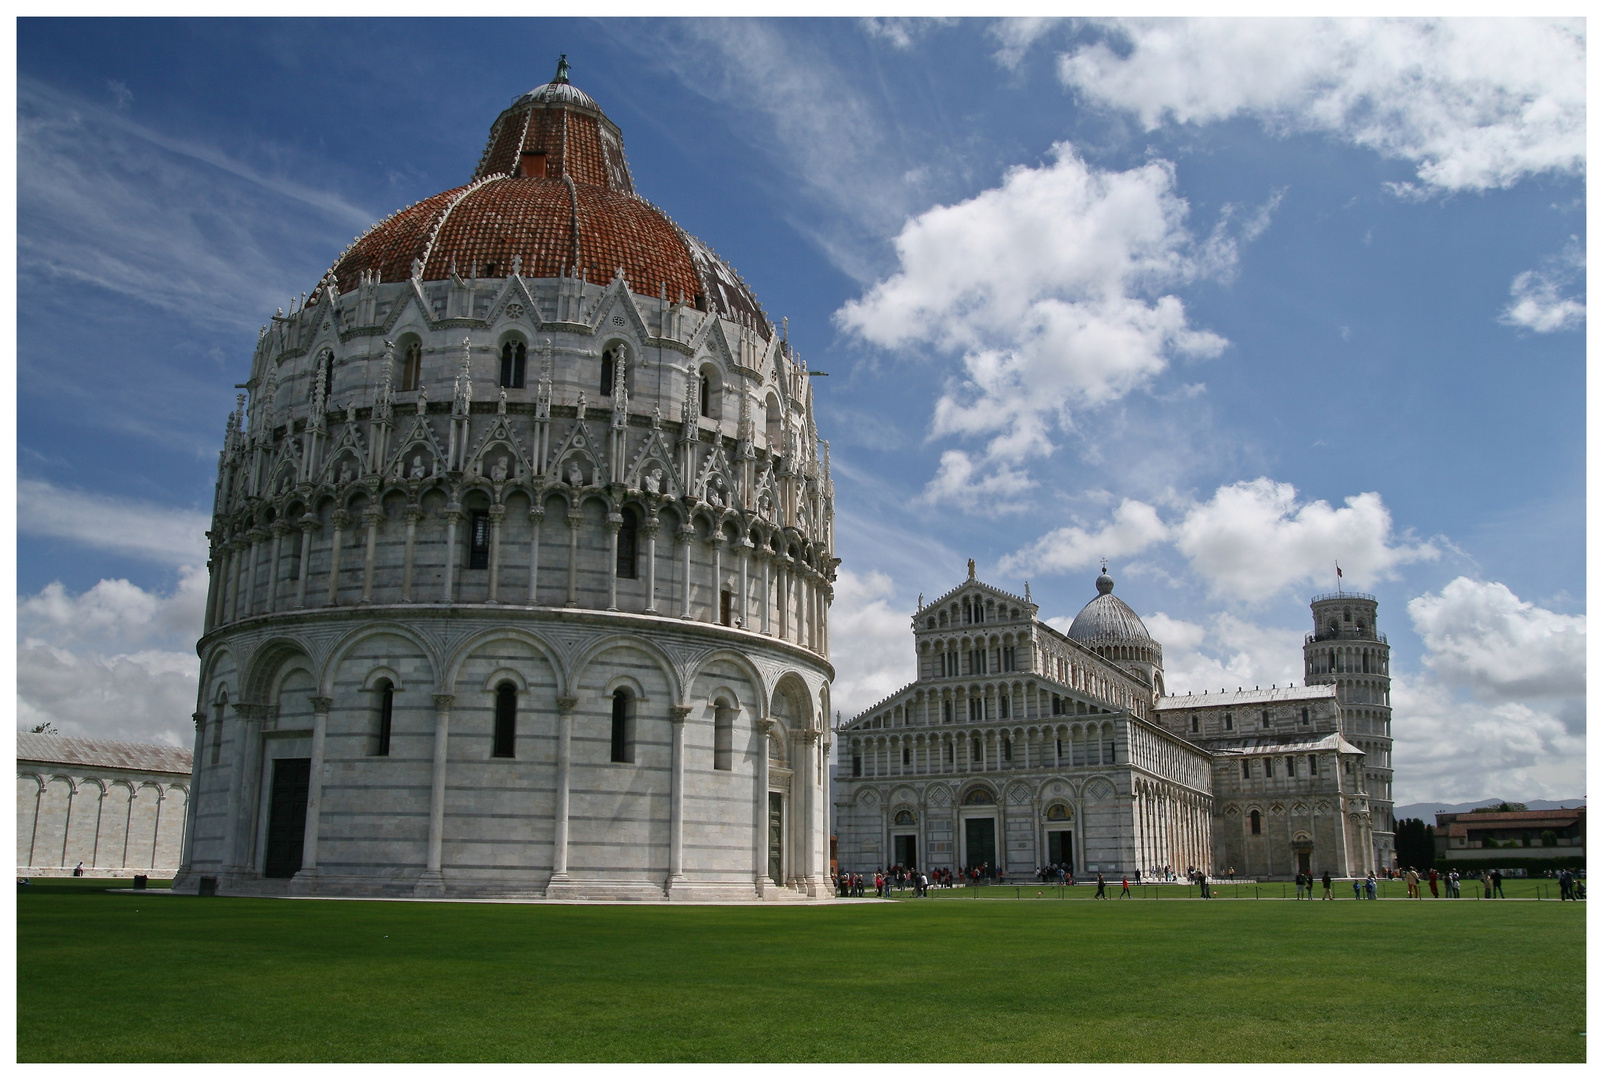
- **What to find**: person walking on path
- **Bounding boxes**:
[1428,868,1439,898]
[1480,870,1492,898]
[1352,877,1363,899]
[1119,876,1131,899]
[1365,873,1377,900]
[1094,872,1107,899]
[1405,868,1420,898]
[1492,869,1505,898]
[1322,871,1333,899]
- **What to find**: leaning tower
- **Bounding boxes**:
[1303,592,1393,870]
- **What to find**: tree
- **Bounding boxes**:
[28,722,57,735]
[1471,801,1527,813]
[1395,817,1435,868]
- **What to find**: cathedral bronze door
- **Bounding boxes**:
[263,758,311,879]
[1297,850,1312,877]
[1048,830,1073,867]
[768,793,783,885]
[964,817,996,870]
[893,834,917,869]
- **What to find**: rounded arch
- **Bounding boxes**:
[769,671,815,733]
[442,625,568,699]
[687,647,768,713]
[242,638,315,704]
[959,781,998,805]
[602,672,650,702]
[481,667,530,693]
[322,622,443,697]
[568,631,681,706]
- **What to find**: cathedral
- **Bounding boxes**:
[173,60,837,900]
[834,567,1392,881]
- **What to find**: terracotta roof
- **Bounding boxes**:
[17,732,192,776]
[320,72,769,338]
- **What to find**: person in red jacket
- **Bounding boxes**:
[1119,877,1131,898]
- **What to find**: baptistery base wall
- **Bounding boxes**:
[173,604,833,901]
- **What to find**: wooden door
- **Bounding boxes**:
[263,758,311,879]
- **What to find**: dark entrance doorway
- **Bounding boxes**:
[1048,830,1074,868]
[1296,849,1312,877]
[893,834,917,869]
[964,817,996,871]
[768,792,783,885]
[263,758,311,879]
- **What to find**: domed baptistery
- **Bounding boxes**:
[173,59,837,900]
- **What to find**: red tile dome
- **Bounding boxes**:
[324,57,769,336]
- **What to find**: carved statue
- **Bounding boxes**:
[706,483,725,509]
[567,461,585,487]
[575,391,587,420]
[490,456,509,483]
[409,454,426,480]
[338,461,353,485]
[643,468,662,495]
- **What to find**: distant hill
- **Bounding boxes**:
[1395,797,1586,822]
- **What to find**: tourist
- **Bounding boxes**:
[1119,877,1131,899]
[1405,867,1419,898]
[1322,871,1333,899]
[1095,872,1107,899]
[1352,877,1363,900]
[1480,870,1492,899]
[1365,873,1377,900]
[1492,869,1505,899]
[1428,868,1439,898]
[72,861,84,878]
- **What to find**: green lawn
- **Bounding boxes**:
[17,880,1584,1062]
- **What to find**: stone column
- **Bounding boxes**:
[667,705,692,897]
[565,510,582,606]
[176,710,207,882]
[221,704,264,876]
[206,548,226,630]
[487,505,505,604]
[416,693,453,896]
[441,508,462,604]
[266,521,289,614]
[295,516,318,609]
[293,695,333,892]
[755,718,773,896]
[605,513,622,611]
[802,728,823,895]
[738,540,751,628]
[642,520,659,614]
[359,507,383,604]
[761,553,772,635]
[226,537,246,622]
[400,507,421,602]
[326,511,350,607]
[242,527,266,615]
[526,505,545,604]
[677,524,694,619]
[776,563,788,640]
[547,696,578,894]
[710,530,722,623]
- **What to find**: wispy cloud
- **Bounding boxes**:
[1059,18,1586,195]
[17,478,210,566]
[1500,240,1585,333]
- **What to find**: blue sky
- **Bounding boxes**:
[13,17,1587,802]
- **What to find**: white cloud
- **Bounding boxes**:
[1001,478,1433,604]
[1060,18,1585,194]
[1500,242,1586,333]
[1152,612,1307,698]
[18,478,211,565]
[17,75,371,333]
[861,18,955,50]
[1172,478,1437,603]
[920,450,1036,512]
[1391,672,1584,804]
[827,567,917,723]
[998,498,1168,575]
[838,144,1227,480]
[990,17,1063,69]
[17,566,209,747]
[1408,578,1585,701]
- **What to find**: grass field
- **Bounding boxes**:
[17,879,1584,1062]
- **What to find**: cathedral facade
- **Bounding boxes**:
[173,61,836,900]
[836,568,1389,881]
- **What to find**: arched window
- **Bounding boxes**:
[469,510,491,570]
[1046,803,1070,821]
[374,680,394,757]
[492,682,517,758]
[600,347,617,396]
[500,341,527,389]
[893,809,915,825]
[399,340,422,393]
[713,699,734,771]
[963,788,994,805]
[1250,809,1262,835]
[942,700,952,723]
[311,350,334,403]
[610,689,632,763]
[1343,607,1352,623]
[700,374,711,417]
[616,508,638,579]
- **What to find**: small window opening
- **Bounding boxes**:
[500,341,527,388]
[492,682,517,758]
[700,374,711,417]
[1224,712,1233,731]
[852,754,862,777]
[902,747,910,766]
[714,701,734,772]
[1190,714,1199,733]
[610,689,632,763]
[400,341,422,393]
[600,348,615,397]
[720,589,734,627]
[1250,810,1262,835]
[1241,760,1250,779]
[469,510,491,569]
[616,508,638,579]
[1308,754,1318,776]
[375,681,394,756]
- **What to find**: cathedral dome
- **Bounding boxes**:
[1067,568,1155,646]
[323,57,770,335]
